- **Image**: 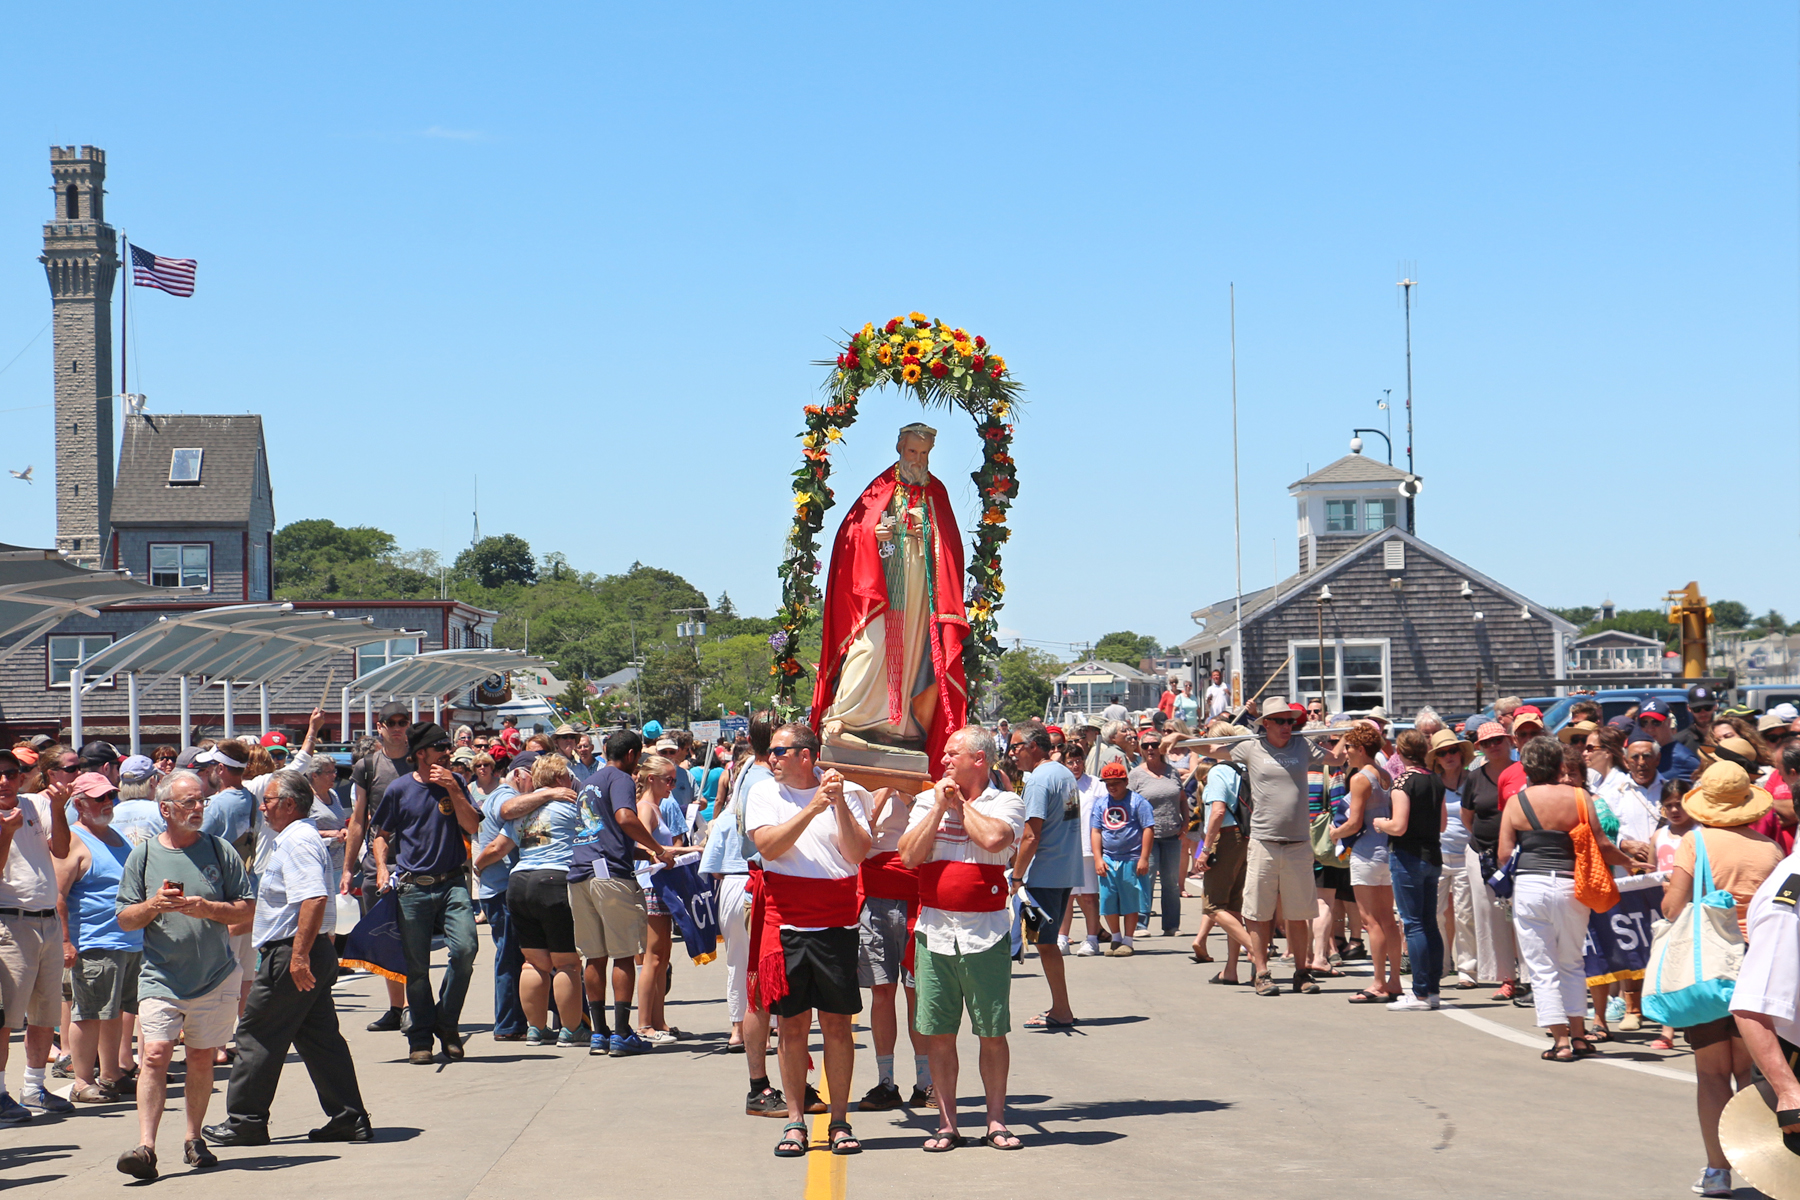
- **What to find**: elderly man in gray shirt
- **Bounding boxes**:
[1231,698,1341,998]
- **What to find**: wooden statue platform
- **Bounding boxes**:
[819,744,933,798]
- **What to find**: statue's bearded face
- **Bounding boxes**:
[897,435,932,485]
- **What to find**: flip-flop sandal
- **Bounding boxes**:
[1570,1037,1598,1058]
[1307,966,1348,977]
[923,1130,965,1153]
[1189,952,1216,963]
[828,1122,862,1155]
[1347,990,1395,1004]
[1455,980,1482,989]
[1586,1027,1613,1043]
[1541,1046,1575,1062]
[983,1128,1024,1150]
[1024,1012,1076,1028]
[1648,1037,1676,1051]
[773,1121,809,1158]
[1209,972,1244,986]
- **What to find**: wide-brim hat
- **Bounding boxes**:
[1683,761,1774,828]
[1425,728,1475,770]
[1718,1082,1800,1200]
[1255,697,1306,726]
[1557,720,1598,746]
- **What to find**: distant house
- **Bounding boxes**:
[108,413,276,602]
[1569,629,1672,677]
[1178,449,1575,715]
[1048,660,1161,719]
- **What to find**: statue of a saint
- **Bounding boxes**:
[810,422,969,762]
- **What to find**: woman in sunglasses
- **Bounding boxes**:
[1463,723,1521,1001]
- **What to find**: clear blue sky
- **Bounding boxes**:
[2,3,1794,653]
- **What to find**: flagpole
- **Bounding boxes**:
[120,233,127,403]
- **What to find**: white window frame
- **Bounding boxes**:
[169,447,203,484]
[1364,498,1398,531]
[356,636,421,680]
[150,543,211,591]
[48,634,115,689]
[1324,499,1358,533]
[1289,637,1391,712]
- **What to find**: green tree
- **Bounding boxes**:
[1712,600,1752,630]
[1577,608,1673,645]
[637,642,707,725]
[272,519,400,592]
[700,632,781,719]
[1754,610,1790,636]
[1092,630,1161,666]
[455,534,538,589]
[995,647,1063,723]
[1550,606,1597,628]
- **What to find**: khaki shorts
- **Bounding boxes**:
[232,929,256,984]
[1201,827,1248,915]
[72,948,142,1021]
[0,913,64,1029]
[568,876,647,961]
[1242,839,1317,924]
[138,976,240,1049]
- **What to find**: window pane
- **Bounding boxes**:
[389,638,419,659]
[48,636,78,685]
[180,545,209,588]
[1364,499,1397,531]
[1294,645,1331,699]
[357,646,384,677]
[1341,645,1384,709]
[169,448,202,482]
[150,545,179,588]
[1325,500,1357,533]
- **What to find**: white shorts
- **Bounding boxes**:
[1075,856,1099,896]
[1351,855,1392,888]
[138,976,241,1049]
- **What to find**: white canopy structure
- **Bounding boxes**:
[350,648,559,735]
[70,602,417,754]
[0,542,193,667]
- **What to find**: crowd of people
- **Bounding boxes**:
[5,682,1800,1187]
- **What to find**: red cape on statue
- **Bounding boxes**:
[808,465,969,766]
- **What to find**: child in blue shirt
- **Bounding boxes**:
[1089,761,1154,955]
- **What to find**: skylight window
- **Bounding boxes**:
[169,447,202,484]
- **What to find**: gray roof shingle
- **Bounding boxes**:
[112,414,266,525]
[1289,453,1410,488]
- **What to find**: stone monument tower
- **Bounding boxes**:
[40,146,117,567]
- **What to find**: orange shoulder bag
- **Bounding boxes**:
[1570,791,1621,912]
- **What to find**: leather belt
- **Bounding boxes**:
[398,873,453,887]
[0,907,56,918]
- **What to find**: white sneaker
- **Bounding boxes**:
[638,1029,678,1046]
[1427,995,1441,1010]
[1386,994,1433,1012]
[1056,937,1071,954]
[1693,1166,1732,1197]
[1073,941,1099,957]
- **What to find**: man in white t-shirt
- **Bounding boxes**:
[745,723,873,1156]
[0,748,73,1119]
[1204,670,1230,720]
[853,783,932,1113]
[899,726,1026,1151]
[1058,753,1106,957]
[1729,842,1800,1200]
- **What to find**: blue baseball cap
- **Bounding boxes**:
[1639,698,1672,722]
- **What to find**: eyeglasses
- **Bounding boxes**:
[164,796,205,808]
[383,718,409,728]
[767,746,804,759]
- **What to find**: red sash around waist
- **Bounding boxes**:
[859,851,919,902]
[749,870,860,1012]
[918,860,1008,913]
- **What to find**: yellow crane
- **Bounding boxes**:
[1665,582,1712,679]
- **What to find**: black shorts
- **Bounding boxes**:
[770,927,862,1019]
[507,869,577,954]
[1022,887,1071,945]
[1315,864,1355,902]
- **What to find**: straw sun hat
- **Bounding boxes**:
[1682,760,1774,829]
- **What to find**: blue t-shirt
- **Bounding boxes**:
[670,764,694,816]
[1090,789,1155,860]
[202,785,256,844]
[569,764,638,884]
[654,795,689,847]
[474,785,518,899]
[111,799,166,848]
[370,773,469,877]
[1202,764,1241,829]
[1022,760,1082,887]
[1660,738,1702,782]
[506,796,581,873]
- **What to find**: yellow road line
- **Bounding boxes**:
[803,1076,848,1200]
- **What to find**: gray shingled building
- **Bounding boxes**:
[1179,449,1575,716]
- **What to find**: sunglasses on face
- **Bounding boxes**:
[1479,738,1507,748]
[0,768,20,780]
[1264,717,1294,726]
[383,719,409,728]
[767,746,804,759]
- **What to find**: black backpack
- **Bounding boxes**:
[1190,760,1250,833]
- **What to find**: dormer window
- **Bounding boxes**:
[1363,499,1397,531]
[1325,500,1357,533]
[169,448,202,484]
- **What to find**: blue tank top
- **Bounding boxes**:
[1350,766,1391,863]
[72,824,142,952]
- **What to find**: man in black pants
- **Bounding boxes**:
[204,770,370,1147]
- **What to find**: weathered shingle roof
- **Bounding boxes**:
[1289,453,1410,489]
[112,414,266,525]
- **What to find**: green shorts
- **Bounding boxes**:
[913,935,1011,1038]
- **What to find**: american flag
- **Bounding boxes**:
[130,245,196,297]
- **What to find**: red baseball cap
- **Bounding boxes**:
[1100,760,1129,781]
[260,731,289,747]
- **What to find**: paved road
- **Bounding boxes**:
[0,912,1737,1199]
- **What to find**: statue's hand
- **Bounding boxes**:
[874,521,894,543]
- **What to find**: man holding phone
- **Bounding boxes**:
[113,769,254,1180]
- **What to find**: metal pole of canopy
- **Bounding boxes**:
[179,676,191,751]
[433,697,443,725]
[222,681,234,742]
[410,698,419,723]
[363,693,372,737]
[259,683,270,737]
[340,686,351,745]
[69,679,83,749]
[127,673,141,756]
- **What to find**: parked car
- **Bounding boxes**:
[1738,685,1800,714]
[1536,688,1695,734]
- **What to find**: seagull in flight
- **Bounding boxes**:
[9,466,31,484]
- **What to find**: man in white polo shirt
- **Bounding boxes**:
[0,747,73,1119]
[745,723,873,1158]
[899,726,1026,1152]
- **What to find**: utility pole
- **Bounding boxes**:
[1230,284,1244,707]
[671,607,708,719]
[1398,276,1417,533]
